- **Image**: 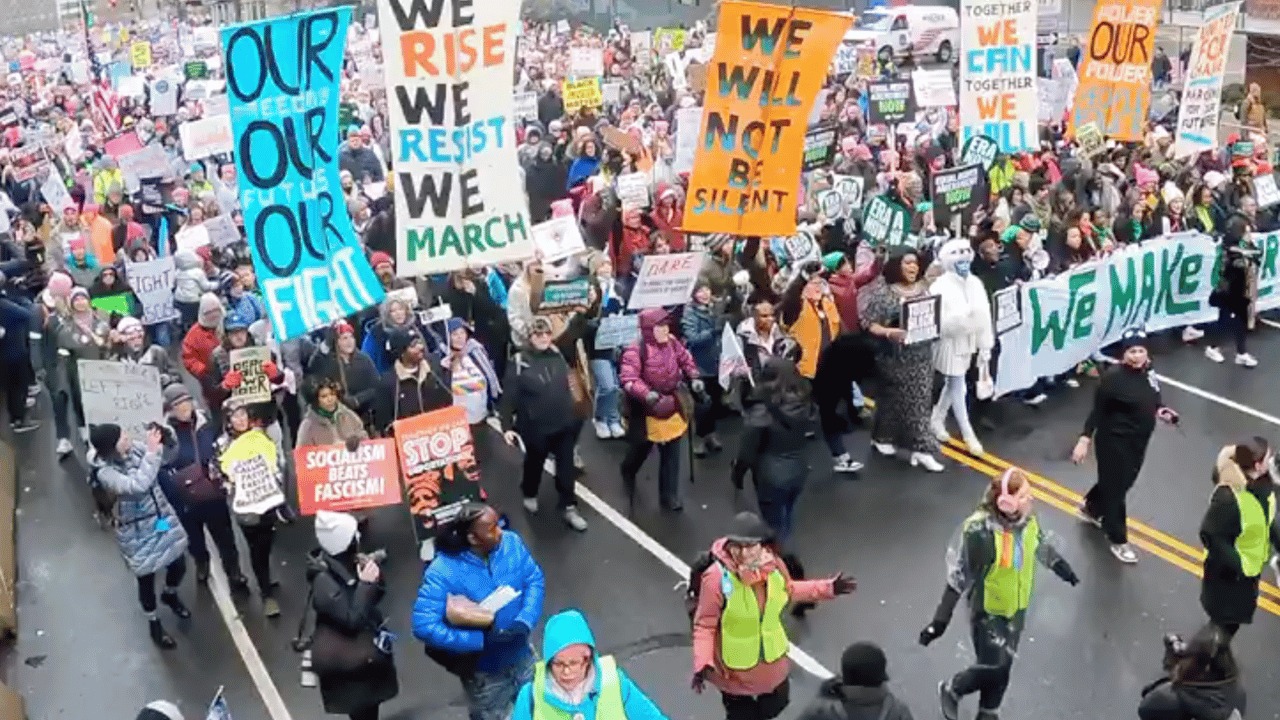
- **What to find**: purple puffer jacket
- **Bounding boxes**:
[619,308,699,419]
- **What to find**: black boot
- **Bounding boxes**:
[160,591,191,619]
[195,559,210,584]
[226,571,251,594]
[150,619,176,649]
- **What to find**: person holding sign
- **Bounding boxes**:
[204,313,284,425]
[111,317,178,388]
[89,422,192,650]
[928,240,993,456]
[858,251,944,472]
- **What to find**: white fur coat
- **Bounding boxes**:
[929,271,994,376]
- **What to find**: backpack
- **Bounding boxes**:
[683,551,728,621]
[87,467,118,529]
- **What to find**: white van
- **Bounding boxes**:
[845,6,960,65]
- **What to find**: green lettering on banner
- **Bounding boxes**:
[1178,253,1203,300]
[1261,233,1280,300]
[405,214,530,262]
[1106,256,1137,336]
[1160,243,1197,315]
[1030,269,1096,353]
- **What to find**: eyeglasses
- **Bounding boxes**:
[550,657,591,672]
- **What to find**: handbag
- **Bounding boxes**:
[173,430,224,505]
[310,623,385,675]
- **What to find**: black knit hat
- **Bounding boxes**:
[385,329,419,360]
[725,512,774,545]
[840,642,888,687]
[89,423,122,457]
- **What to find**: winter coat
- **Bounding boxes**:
[94,443,189,577]
[525,155,568,223]
[1138,676,1245,720]
[173,250,213,304]
[160,415,223,512]
[411,529,545,673]
[929,271,994,376]
[306,348,381,416]
[296,404,368,449]
[63,251,99,288]
[1200,445,1280,626]
[225,291,267,327]
[499,346,579,440]
[737,317,791,381]
[307,549,399,714]
[181,293,224,380]
[619,309,699,419]
[731,394,818,492]
[827,264,879,334]
[112,342,179,389]
[438,282,508,360]
[692,537,835,696]
[512,610,669,720]
[374,358,453,433]
[796,679,915,720]
[681,301,720,377]
[360,296,439,373]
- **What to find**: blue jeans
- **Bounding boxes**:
[589,358,622,424]
[462,651,535,720]
[757,484,801,546]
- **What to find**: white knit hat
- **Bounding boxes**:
[136,700,184,720]
[315,511,358,555]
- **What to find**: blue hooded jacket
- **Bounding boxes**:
[512,610,669,720]
[411,528,545,673]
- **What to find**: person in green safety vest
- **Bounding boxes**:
[1200,438,1280,641]
[918,468,1079,720]
[511,609,669,720]
[691,512,856,720]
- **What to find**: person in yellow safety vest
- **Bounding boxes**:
[512,609,669,720]
[987,154,1016,198]
[1200,438,1280,641]
[92,156,124,207]
[691,512,856,720]
[918,468,1078,720]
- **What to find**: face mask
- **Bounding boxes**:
[954,260,971,277]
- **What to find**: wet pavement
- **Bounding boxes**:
[8,324,1280,720]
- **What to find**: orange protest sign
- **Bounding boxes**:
[684,1,850,236]
[293,439,402,516]
[392,405,482,542]
[1070,0,1160,141]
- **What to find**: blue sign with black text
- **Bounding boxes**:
[221,7,384,343]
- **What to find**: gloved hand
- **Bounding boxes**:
[832,573,856,595]
[344,435,361,453]
[691,665,712,693]
[691,378,705,394]
[1053,559,1080,586]
[918,620,947,646]
[486,620,531,644]
[645,390,661,405]
[262,361,279,378]
[221,370,243,390]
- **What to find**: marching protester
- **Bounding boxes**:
[1138,623,1246,720]
[795,642,915,720]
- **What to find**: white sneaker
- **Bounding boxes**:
[1023,393,1047,406]
[608,421,625,438]
[1205,346,1225,363]
[1182,326,1205,342]
[833,454,863,473]
[961,433,984,456]
[1064,378,1080,388]
[573,447,585,469]
[1235,352,1258,368]
[593,420,611,439]
[910,452,944,472]
[562,506,588,532]
[55,438,73,456]
[522,497,539,514]
[1110,543,1138,564]
[872,441,896,456]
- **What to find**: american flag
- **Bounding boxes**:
[82,0,119,134]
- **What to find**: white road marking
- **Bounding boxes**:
[1098,349,1280,429]
[207,533,295,720]
[486,418,835,680]
[1260,317,1280,331]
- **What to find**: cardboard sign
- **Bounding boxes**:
[562,77,602,112]
[179,115,233,160]
[294,439,403,515]
[616,172,649,208]
[531,215,586,262]
[628,252,704,309]
[220,430,285,516]
[393,405,482,545]
[595,314,640,349]
[1071,0,1160,140]
[901,294,941,344]
[228,346,272,404]
[125,256,180,324]
[541,278,592,309]
[78,360,162,441]
[867,80,916,125]
[992,284,1022,334]
[600,125,641,155]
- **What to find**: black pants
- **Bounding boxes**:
[721,678,789,720]
[1211,305,1247,354]
[951,614,1022,711]
[240,522,276,598]
[696,382,725,437]
[1083,432,1149,545]
[349,706,379,720]
[4,356,30,424]
[182,498,241,570]
[621,436,682,506]
[138,556,187,614]
[521,425,580,510]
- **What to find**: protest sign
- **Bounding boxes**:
[600,126,641,155]
[513,91,537,122]
[203,93,229,117]
[562,77,602,112]
[63,125,83,160]
[10,143,47,181]
[802,123,838,172]
[77,360,162,441]
[204,214,241,248]
[718,322,751,390]
[294,439,403,515]
[104,131,143,159]
[41,169,72,213]
[175,224,209,253]
[913,68,957,108]
[830,174,864,215]
[151,78,178,115]
[992,285,1022,334]
[861,196,910,246]
[685,1,850,236]
[628,252,704,309]
[595,314,641,350]
[902,295,941,344]
[541,278,592,309]
[1075,122,1105,156]
[386,286,419,308]
[654,27,686,53]
[130,41,152,69]
[380,0,532,278]
[531,215,586,262]
[224,8,384,343]
[616,172,649,208]
[1172,2,1240,158]
[1256,174,1280,209]
[219,430,285,516]
[1071,0,1160,141]
[179,115,233,160]
[184,60,208,79]
[632,30,653,64]
[1037,75,1069,122]
[815,189,843,220]
[569,47,603,77]
[832,43,857,74]
[125,256,180,324]
[960,134,999,170]
[393,405,482,546]
[92,293,131,316]
[118,144,170,180]
[931,164,985,228]
[959,0,1037,152]
[601,80,623,105]
[673,105,701,174]
[866,80,916,125]
[228,346,272,405]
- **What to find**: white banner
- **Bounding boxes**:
[125,256,180,324]
[628,252,704,310]
[1173,1,1240,158]
[179,115,234,161]
[673,105,701,174]
[995,232,1280,395]
[530,215,586,262]
[569,47,603,78]
[78,360,163,441]
[913,68,957,108]
[381,0,532,276]
[959,0,1037,152]
[151,77,179,115]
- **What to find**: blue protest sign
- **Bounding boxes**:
[221,7,384,343]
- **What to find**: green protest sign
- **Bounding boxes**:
[183,60,208,80]
[860,195,910,247]
[960,134,999,170]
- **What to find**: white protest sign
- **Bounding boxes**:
[118,144,172,181]
[202,93,229,118]
[228,346,272,405]
[531,215,586,262]
[902,295,941,344]
[616,172,649,208]
[175,223,210,253]
[673,105,701,174]
[992,285,1022,334]
[78,360,163,441]
[117,75,146,97]
[126,257,180,324]
[63,125,84,160]
[41,170,73,214]
[180,115,234,161]
[151,77,179,115]
[833,44,857,74]
[601,80,623,105]
[570,47,603,78]
[1255,175,1280,209]
[628,252,704,309]
[830,174,865,215]
[203,214,241,248]
[513,91,537,122]
[913,68,957,108]
[386,286,420,307]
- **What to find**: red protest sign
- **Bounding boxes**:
[293,438,402,515]
[393,405,483,542]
